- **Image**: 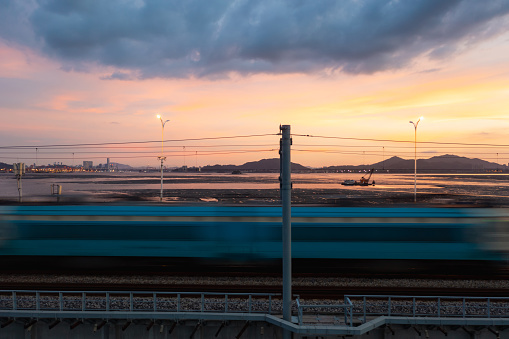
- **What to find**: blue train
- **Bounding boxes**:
[0,205,508,272]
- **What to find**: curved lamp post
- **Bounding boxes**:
[157,114,170,202]
[409,117,423,202]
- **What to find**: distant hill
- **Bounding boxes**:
[323,154,506,172]
[0,162,13,170]
[239,158,309,171]
[201,158,310,172]
[110,162,132,170]
[198,155,506,173]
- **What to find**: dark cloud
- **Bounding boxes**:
[100,71,137,81]
[0,0,38,45]
[2,0,509,78]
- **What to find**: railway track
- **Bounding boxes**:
[1,271,509,299]
[2,282,509,299]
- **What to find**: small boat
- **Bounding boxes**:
[341,169,376,186]
[358,168,374,186]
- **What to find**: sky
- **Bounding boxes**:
[1,0,509,168]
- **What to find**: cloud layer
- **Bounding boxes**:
[2,0,509,78]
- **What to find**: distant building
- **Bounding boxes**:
[83,161,93,170]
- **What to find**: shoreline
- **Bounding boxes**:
[1,189,507,207]
[1,172,508,207]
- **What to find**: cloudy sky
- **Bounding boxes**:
[1,0,508,168]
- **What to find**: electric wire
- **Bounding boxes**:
[296,143,509,150]
[0,149,278,161]
[293,149,507,160]
[293,134,509,147]
[1,131,507,166]
[0,134,278,149]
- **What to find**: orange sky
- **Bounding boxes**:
[1,2,508,168]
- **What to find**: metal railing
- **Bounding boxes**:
[0,290,280,314]
[296,297,354,326]
[3,291,508,329]
[346,295,509,324]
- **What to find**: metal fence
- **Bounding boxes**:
[346,295,509,324]
[2,290,508,330]
[0,290,280,314]
[296,297,353,326]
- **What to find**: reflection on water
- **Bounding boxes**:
[0,172,508,203]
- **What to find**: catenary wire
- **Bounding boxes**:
[0,134,278,149]
[292,134,509,147]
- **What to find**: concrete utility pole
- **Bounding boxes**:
[279,125,292,339]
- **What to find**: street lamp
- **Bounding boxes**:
[157,114,170,202]
[409,117,423,202]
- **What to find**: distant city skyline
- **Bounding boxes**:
[1,1,508,168]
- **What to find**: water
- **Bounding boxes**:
[1,172,508,204]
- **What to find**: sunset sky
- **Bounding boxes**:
[1,0,508,168]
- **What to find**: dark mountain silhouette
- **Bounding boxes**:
[324,154,506,172]
[2,155,505,173]
[0,162,13,170]
[239,158,309,171]
[201,158,309,172]
[200,154,506,173]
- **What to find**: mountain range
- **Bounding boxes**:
[322,154,506,172]
[1,154,506,173]
[201,158,309,172]
[200,155,506,173]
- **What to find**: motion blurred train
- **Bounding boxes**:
[0,205,508,273]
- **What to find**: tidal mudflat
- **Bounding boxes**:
[1,172,508,206]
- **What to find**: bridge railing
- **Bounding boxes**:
[296,297,354,326]
[4,290,508,329]
[346,295,509,324]
[0,290,280,315]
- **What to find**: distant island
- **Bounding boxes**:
[1,154,507,173]
[199,158,310,172]
[318,154,507,173]
[185,154,507,173]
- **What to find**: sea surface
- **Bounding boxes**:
[1,172,508,205]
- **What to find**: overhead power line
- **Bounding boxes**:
[292,148,509,156]
[2,132,507,150]
[0,147,280,154]
[0,143,277,151]
[295,143,509,150]
[0,149,277,161]
[293,134,509,147]
[293,149,508,160]
[0,134,278,149]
